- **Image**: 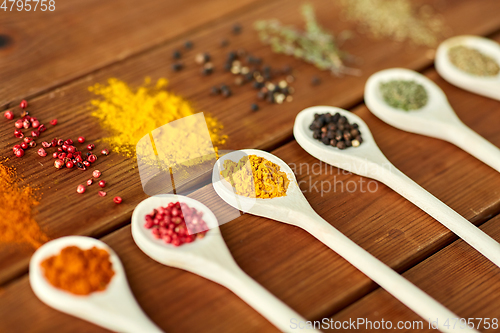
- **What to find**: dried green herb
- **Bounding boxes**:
[380,80,428,111]
[254,4,359,76]
[339,0,447,47]
[448,45,500,77]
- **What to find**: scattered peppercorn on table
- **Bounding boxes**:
[1,0,500,332]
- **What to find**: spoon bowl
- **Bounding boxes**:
[436,35,500,101]
[365,68,500,173]
[131,194,314,332]
[213,146,472,333]
[29,236,163,333]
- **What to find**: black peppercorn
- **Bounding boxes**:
[311,76,321,86]
[184,41,193,49]
[232,23,242,34]
[221,87,232,98]
[308,112,364,150]
[257,91,267,100]
[220,39,229,47]
[251,104,259,112]
[172,50,181,59]
[210,86,220,95]
[171,63,183,72]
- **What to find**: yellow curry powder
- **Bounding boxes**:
[220,155,289,199]
[0,161,49,248]
[89,78,227,166]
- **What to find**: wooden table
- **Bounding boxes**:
[1,0,500,331]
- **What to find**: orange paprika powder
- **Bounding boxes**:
[41,246,115,295]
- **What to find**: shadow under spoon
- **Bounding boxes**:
[30,236,163,333]
[131,194,317,332]
[213,148,474,333]
[365,67,500,173]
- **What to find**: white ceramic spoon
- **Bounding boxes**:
[365,68,500,173]
[212,148,474,333]
[30,236,163,333]
[295,105,500,266]
[131,194,315,333]
[436,35,500,101]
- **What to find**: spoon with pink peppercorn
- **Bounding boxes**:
[213,148,474,333]
[131,194,316,332]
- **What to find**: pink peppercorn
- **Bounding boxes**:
[93,170,101,178]
[37,148,47,157]
[15,149,24,158]
[87,143,95,151]
[98,180,106,188]
[54,159,64,169]
[143,202,208,246]
[31,120,40,128]
[113,196,122,204]
[87,179,93,186]
[50,119,58,126]
[76,185,86,194]
[87,154,97,163]
[78,136,85,143]
[15,119,23,129]
[101,149,109,156]
[4,110,14,120]
[98,191,107,197]
[66,161,74,169]
[20,100,28,109]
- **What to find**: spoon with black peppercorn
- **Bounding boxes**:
[365,68,500,173]
[213,149,473,333]
[131,194,317,332]
[295,105,500,268]
[30,236,164,333]
[436,35,500,101]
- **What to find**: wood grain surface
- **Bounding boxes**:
[0,0,261,108]
[0,0,464,285]
[330,215,500,333]
[1,0,500,332]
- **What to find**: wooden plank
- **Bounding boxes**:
[0,0,500,311]
[329,216,500,332]
[2,76,500,331]
[0,0,261,108]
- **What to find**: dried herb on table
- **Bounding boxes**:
[448,45,500,77]
[380,80,428,111]
[339,0,447,47]
[254,4,359,76]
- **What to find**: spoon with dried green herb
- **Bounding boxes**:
[436,35,500,101]
[365,68,500,173]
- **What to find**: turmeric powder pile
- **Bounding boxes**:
[41,246,115,296]
[220,155,290,199]
[0,162,48,248]
[89,78,227,167]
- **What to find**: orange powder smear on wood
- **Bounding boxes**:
[0,161,49,248]
[41,246,115,296]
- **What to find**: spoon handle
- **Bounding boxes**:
[222,264,320,332]
[380,166,500,268]
[446,121,500,173]
[292,212,475,333]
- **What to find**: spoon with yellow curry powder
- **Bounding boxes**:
[213,149,474,333]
